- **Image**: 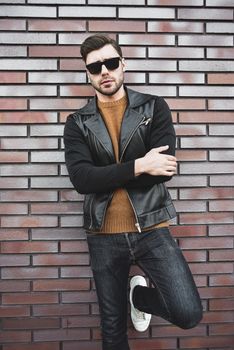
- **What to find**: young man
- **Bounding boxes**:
[64,34,202,350]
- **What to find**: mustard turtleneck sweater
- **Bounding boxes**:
[98,95,168,233]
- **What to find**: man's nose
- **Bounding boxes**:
[101,64,109,74]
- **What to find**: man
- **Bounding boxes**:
[64,34,202,350]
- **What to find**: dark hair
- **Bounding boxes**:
[80,34,123,62]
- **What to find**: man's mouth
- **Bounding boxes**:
[101,79,114,86]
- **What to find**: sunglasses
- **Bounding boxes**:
[86,57,121,75]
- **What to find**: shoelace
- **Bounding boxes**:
[135,309,146,320]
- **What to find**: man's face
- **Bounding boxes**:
[85,44,126,101]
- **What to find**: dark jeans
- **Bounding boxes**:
[87,227,203,350]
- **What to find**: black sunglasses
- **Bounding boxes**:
[86,57,121,75]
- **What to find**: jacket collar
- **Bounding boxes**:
[78,87,152,115]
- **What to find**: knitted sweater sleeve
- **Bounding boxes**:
[64,116,135,194]
[126,96,176,189]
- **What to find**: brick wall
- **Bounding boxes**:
[0,1,233,349]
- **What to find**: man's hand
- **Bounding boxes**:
[135,145,177,177]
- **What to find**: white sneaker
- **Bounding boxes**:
[129,275,152,332]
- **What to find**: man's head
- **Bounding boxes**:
[80,34,126,102]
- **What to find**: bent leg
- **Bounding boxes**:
[87,234,131,350]
[133,228,203,329]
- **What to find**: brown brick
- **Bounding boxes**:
[151,324,205,337]
[0,19,26,30]
[210,299,234,311]
[89,20,145,32]
[0,255,29,267]
[2,342,60,350]
[33,253,89,266]
[176,150,207,161]
[2,267,58,280]
[28,19,86,31]
[0,203,28,215]
[199,287,234,299]
[33,279,90,291]
[33,304,89,316]
[208,73,234,84]
[180,335,234,348]
[0,305,30,317]
[148,20,203,33]
[175,124,206,136]
[62,291,97,303]
[0,190,57,202]
[61,266,93,278]
[0,178,28,189]
[0,112,57,124]
[210,275,234,286]
[210,249,234,261]
[0,281,30,292]
[31,228,85,241]
[0,330,31,343]
[0,152,28,163]
[29,45,82,58]
[180,187,233,200]
[1,241,58,254]
[180,237,233,250]
[2,292,59,305]
[60,241,88,253]
[2,317,60,330]
[34,329,90,342]
[0,98,27,110]
[179,111,234,123]
[1,164,58,176]
[180,212,233,225]
[202,311,234,323]
[210,175,234,187]
[190,262,233,275]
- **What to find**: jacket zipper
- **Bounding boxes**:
[89,196,95,230]
[119,115,151,233]
[99,191,114,230]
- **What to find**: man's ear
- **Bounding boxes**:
[122,58,126,72]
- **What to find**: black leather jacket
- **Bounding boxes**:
[64,87,177,232]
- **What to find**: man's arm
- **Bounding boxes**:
[64,116,136,194]
[127,96,177,189]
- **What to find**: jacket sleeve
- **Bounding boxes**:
[64,115,135,194]
[126,96,176,189]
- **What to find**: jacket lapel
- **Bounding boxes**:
[84,112,115,160]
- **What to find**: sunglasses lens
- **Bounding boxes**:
[105,57,120,71]
[86,57,120,75]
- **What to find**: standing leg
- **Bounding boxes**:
[132,227,203,329]
[87,234,131,350]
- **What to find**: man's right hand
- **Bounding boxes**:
[135,145,177,177]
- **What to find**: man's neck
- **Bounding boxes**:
[96,85,126,103]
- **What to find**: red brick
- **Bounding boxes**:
[0,305,30,317]
[0,152,28,163]
[59,58,86,70]
[210,299,234,311]
[63,341,101,350]
[60,241,88,253]
[0,112,57,124]
[33,253,89,266]
[2,343,60,350]
[0,330,31,343]
[180,187,233,200]
[60,190,84,202]
[151,324,205,337]
[29,45,82,58]
[179,111,234,123]
[0,98,27,110]
[190,262,233,275]
[0,255,29,267]
[2,267,58,280]
[60,85,95,97]
[183,250,206,262]
[89,20,145,32]
[1,215,58,228]
[31,228,85,241]
[0,280,30,292]
[199,287,234,299]
[33,304,89,316]
[210,324,234,336]
[34,329,90,342]
[61,266,92,278]
[210,275,234,286]
[210,249,234,261]
[202,311,234,323]
[208,73,234,84]
[0,5,56,18]
[62,315,99,328]
[166,98,206,110]
[2,318,60,330]
[62,291,97,303]
[0,229,28,241]
[210,175,234,187]
[0,203,28,215]
[176,150,207,161]
[2,292,58,305]
[175,124,206,136]
[28,19,85,31]
[122,46,146,58]
[180,237,233,250]
[180,212,233,225]
[33,279,90,291]
[129,338,176,349]
[1,241,58,254]
[180,335,234,348]
[209,225,233,236]
[170,225,207,238]
[0,72,26,83]
[148,20,203,33]
[181,137,233,148]
[0,177,28,189]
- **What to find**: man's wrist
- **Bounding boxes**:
[134,158,145,177]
